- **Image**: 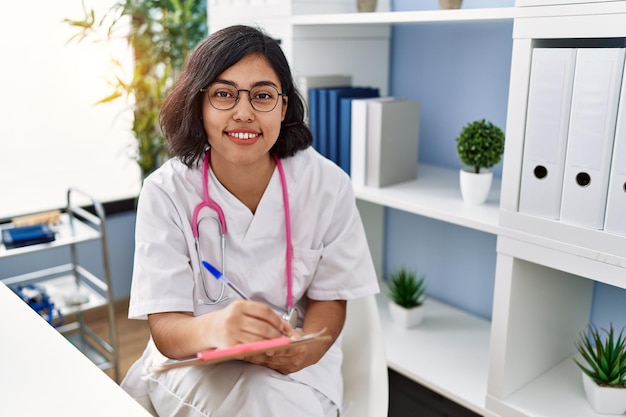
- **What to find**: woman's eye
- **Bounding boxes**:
[255,92,272,100]
[215,90,233,98]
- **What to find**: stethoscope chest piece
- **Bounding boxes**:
[282,308,299,329]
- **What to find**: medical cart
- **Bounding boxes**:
[0,188,119,381]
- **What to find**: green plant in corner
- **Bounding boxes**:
[456,119,505,174]
[64,0,208,179]
[574,323,626,387]
[387,267,426,309]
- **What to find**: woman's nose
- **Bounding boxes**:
[232,92,255,121]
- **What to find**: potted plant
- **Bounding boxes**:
[439,0,462,9]
[455,118,505,205]
[574,323,626,414]
[64,0,208,179]
[386,267,427,329]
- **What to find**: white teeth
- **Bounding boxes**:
[230,132,258,140]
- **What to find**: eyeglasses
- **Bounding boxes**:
[200,82,286,112]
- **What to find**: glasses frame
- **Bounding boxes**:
[200,82,286,113]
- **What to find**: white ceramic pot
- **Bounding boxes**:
[582,372,626,414]
[357,0,377,12]
[459,168,493,205]
[439,0,462,9]
[388,302,424,329]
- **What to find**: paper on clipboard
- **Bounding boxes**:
[148,328,331,373]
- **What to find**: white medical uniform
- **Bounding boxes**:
[121,147,379,416]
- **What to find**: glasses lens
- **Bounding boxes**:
[207,83,238,110]
[249,85,280,112]
[206,83,281,112]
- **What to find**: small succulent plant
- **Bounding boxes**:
[387,267,427,309]
[574,323,626,387]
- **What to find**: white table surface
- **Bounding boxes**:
[0,282,152,416]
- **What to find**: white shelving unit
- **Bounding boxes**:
[377,294,491,415]
[487,3,626,416]
[289,7,517,25]
[0,188,119,381]
[209,1,626,416]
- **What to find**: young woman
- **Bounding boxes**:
[121,25,379,417]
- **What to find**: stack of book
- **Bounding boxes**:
[298,74,421,187]
[299,75,379,173]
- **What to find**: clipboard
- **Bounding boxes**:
[148,328,331,373]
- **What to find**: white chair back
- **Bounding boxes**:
[341,295,389,417]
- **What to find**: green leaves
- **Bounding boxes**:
[455,119,505,174]
[574,324,626,387]
[387,268,427,309]
[64,0,207,178]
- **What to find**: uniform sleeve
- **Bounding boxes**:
[127,177,196,319]
[306,175,380,301]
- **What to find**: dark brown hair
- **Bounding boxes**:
[160,25,312,167]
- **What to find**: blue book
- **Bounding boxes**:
[326,87,379,164]
[308,88,321,152]
[309,86,350,158]
[339,98,357,174]
[333,88,380,172]
[327,88,354,163]
[317,88,331,158]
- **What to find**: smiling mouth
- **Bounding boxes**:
[228,132,259,140]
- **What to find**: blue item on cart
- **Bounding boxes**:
[2,224,56,249]
[13,284,63,327]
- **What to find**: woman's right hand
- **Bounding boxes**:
[148,300,286,360]
[209,300,287,348]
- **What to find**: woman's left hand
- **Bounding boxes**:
[244,326,309,374]
[243,298,346,374]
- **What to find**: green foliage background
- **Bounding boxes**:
[65,0,208,178]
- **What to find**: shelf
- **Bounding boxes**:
[289,2,626,27]
[0,213,101,259]
[498,215,626,275]
[486,357,602,417]
[290,7,516,26]
[377,293,491,415]
[36,273,109,316]
[355,164,501,235]
[3,268,109,320]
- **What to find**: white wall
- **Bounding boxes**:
[0,1,140,220]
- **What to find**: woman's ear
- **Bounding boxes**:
[280,96,288,121]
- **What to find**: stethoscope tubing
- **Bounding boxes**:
[192,151,227,238]
[193,149,293,311]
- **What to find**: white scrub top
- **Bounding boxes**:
[125,146,379,408]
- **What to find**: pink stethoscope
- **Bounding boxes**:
[192,150,298,327]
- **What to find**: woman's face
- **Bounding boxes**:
[201,53,288,169]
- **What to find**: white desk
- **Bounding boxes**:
[0,282,151,416]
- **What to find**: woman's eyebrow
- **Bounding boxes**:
[212,79,237,87]
[212,79,280,89]
[251,81,280,89]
